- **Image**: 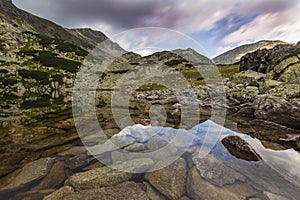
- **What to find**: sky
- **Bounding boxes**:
[13,0,300,58]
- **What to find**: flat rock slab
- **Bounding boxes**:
[1,157,55,192]
[63,182,149,200]
[192,154,245,186]
[65,158,154,190]
[145,158,187,199]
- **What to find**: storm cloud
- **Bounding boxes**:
[12,0,300,56]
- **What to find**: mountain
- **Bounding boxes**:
[213,40,287,65]
[0,0,119,49]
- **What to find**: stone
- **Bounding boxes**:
[147,136,178,156]
[264,192,289,200]
[187,167,257,200]
[57,147,87,157]
[65,158,153,190]
[192,154,245,186]
[63,182,149,200]
[44,186,74,200]
[34,161,66,190]
[65,153,95,171]
[1,157,55,192]
[0,153,26,177]
[145,158,187,199]
[273,56,299,74]
[144,182,167,200]
[124,143,145,152]
[221,135,261,161]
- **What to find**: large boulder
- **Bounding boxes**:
[187,167,258,200]
[253,84,300,129]
[221,136,261,161]
[65,158,154,190]
[145,158,187,199]
[240,44,300,74]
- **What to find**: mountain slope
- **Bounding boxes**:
[213,40,287,65]
[0,0,113,49]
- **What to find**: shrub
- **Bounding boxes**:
[0,77,18,86]
[0,69,8,73]
[18,69,50,84]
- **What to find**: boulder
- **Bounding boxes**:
[187,167,257,200]
[44,186,74,200]
[0,157,55,192]
[145,158,187,199]
[221,135,261,161]
[63,182,149,200]
[65,158,154,190]
[192,154,245,186]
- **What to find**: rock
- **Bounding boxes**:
[278,63,300,83]
[63,182,149,200]
[240,44,300,74]
[65,153,95,171]
[144,182,167,200]
[57,146,87,157]
[1,157,55,192]
[264,192,289,200]
[145,158,187,199]
[124,143,145,152]
[65,158,153,190]
[34,161,66,190]
[178,196,190,200]
[192,154,245,186]
[187,167,257,200]
[0,153,26,177]
[147,136,178,156]
[253,91,300,129]
[44,186,74,200]
[221,135,261,161]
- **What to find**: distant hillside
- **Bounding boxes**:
[213,40,287,65]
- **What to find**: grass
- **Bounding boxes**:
[217,64,240,78]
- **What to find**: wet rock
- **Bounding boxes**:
[63,182,149,200]
[192,154,245,186]
[57,147,87,157]
[147,136,177,156]
[34,161,66,190]
[65,153,95,171]
[44,186,74,200]
[65,158,153,190]
[145,158,187,199]
[264,191,289,200]
[0,153,26,177]
[1,157,55,192]
[187,167,257,200]
[124,143,145,152]
[221,135,261,161]
[144,182,167,200]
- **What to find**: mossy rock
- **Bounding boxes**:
[18,69,50,84]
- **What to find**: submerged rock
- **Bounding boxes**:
[192,154,245,186]
[65,158,154,190]
[63,182,149,200]
[0,157,55,192]
[221,135,261,161]
[187,167,257,200]
[145,158,187,199]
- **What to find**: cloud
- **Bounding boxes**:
[222,1,300,44]
[13,0,300,57]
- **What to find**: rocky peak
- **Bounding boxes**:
[213,40,287,65]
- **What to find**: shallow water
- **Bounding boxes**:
[0,98,299,199]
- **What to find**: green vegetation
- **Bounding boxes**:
[0,39,4,51]
[0,69,8,73]
[137,83,167,91]
[164,59,187,67]
[33,54,81,73]
[0,77,18,86]
[217,64,240,78]
[18,69,50,84]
